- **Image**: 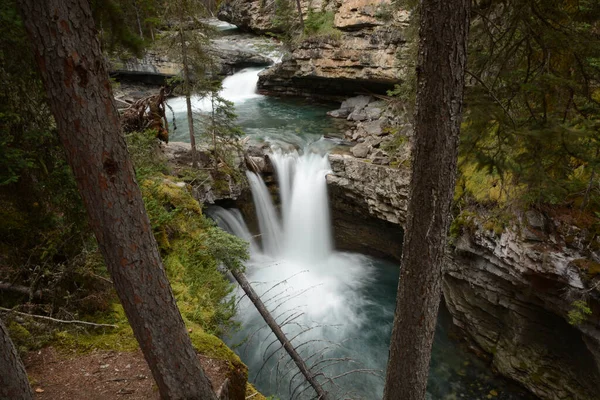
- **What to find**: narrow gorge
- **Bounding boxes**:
[203,1,600,399]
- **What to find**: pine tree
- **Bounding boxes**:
[17,1,218,398]
[462,0,600,209]
[383,0,470,398]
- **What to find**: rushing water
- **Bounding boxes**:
[208,151,533,400]
[166,67,344,146]
[167,44,534,399]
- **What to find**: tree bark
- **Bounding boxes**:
[17,1,216,399]
[0,318,33,400]
[383,0,470,399]
[230,269,329,400]
[294,0,304,30]
[179,21,198,168]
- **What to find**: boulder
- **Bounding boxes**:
[350,142,371,158]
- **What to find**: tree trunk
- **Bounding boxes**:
[295,0,304,30]
[230,269,329,400]
[0,318,33,400]
[211,93,217,171]
[17,1,216,399]
[382,0,470,399]
[132,0,144,40]
[179,23,198,168]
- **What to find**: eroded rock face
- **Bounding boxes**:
[326,153,410,260]
[324,95,600,399]
[109,31,274,82]
[443,219,600,400]
[218,0,334,34]
[218,0,411,97]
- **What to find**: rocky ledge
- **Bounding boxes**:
[323,93,600,399]
[109,29,274,83]
[161,142,246,204]
[444,212,600,400]
[219,0,411,98]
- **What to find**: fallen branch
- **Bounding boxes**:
[0,282,45,300]
[0,307,118,329]
[230,270,329,400]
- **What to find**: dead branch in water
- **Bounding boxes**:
[230,269,329,400]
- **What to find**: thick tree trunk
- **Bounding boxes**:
[0,318,33,400]
[230,270,329,400]
[17,1,216,399]
[382,0,470,399]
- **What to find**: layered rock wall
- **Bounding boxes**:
[109,32,273,83]
[219,0,411,98]
[327,153,408,260]
[323,97,600,399]
[444,218,600,400]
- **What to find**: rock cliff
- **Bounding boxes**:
[109,30,274,83]
[444,213,600,400]
[324,95,600,399]
[218,0,411,98]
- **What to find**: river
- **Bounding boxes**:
[166,30,534,400]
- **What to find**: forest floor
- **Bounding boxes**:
[24,347,230,399]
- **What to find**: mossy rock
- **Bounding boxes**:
[190,329,248,400]
[246,384,267,400]
[571,258,600,279]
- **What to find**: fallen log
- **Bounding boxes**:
[229,269,328,400]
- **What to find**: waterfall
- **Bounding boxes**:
[207,207,259,255]
[212,148,382,399]
[219,68,264,103]
[246,171,283,257]
[238,148,333,263]
[167,67,263,113]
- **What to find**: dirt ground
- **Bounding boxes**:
[24,347,229,399]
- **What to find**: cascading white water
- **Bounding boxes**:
[211,148,383,399]
[246,171,283,256]
[208,207,259,255]
[167,67,263,114]
[210,147,534,400]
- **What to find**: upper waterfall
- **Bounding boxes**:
[167,67,263,114]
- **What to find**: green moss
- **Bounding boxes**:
[51,304,138,354]
[303,10,341,40]
[7,322,34,354]
[482,215,507,236]
[189,328,241,365]
[450,210,477,238]
[246,384,268,400]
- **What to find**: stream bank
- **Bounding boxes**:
[111,5,600,398]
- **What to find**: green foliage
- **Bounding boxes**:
[0,2,109,316]
[127,130,248,334]
[303,10,340,40]
[0,0,54,186]
[449,210,477,239]
[125,129,168,179]
[203,90,245,169]
[463,0,600,210]
[91,0,161,56]
[567,300,592,326]
[272,0,297,40]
